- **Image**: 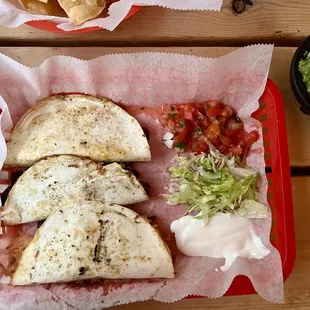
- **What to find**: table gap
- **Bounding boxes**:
[0,39,304,48]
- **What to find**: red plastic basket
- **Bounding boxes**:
[0,79,295,297]
[25,5,141,33]
[213,78,295,296]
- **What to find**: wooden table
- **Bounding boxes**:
[1,0,310,309]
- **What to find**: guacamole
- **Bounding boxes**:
[299,51,310,92]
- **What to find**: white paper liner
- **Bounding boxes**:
[0,0,223,31]
[0,45,284,309]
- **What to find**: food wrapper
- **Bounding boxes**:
[0,45,284,309]
[0,0,223,31]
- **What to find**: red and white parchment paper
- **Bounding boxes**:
[0,45,284,309]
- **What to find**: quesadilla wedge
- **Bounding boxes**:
[13,202,174,285]
[2,155,148,225]
[5,94,151,168]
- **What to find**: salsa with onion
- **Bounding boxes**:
[159,101,259,160]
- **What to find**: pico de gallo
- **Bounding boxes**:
[159,101,259,159]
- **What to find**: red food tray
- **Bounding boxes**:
[0,79,295,298]
[214,78,295,297]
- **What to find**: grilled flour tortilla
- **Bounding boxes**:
[2,155,148,225]
[5,94,151,167]
[13,202,174,285]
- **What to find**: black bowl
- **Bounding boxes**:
[290,35,310,115]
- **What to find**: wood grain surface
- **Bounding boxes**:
[0,46,308,166]
[0,0,309,46]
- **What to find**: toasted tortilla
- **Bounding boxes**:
[18,0,66,16]
[13,202,174,285]
[5,95,151,167]
[2,155,148,225]
[57,0,106,25]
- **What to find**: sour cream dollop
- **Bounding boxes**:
[162,132,174,149]
[170,212,270,271]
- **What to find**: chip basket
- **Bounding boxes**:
[0,79,295,297]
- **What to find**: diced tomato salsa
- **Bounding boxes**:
[159,101,259,158]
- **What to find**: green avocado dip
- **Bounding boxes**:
[299,51,310,92]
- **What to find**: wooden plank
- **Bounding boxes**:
[0,0,309,46]
[0,46,307,166]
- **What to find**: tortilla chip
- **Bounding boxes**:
[19,0,66,16]
[85,0,105,5]
[57,0,106,25]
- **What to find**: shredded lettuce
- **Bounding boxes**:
[235,199,269,218]
[299,51,310,93]
[165,149,269,220]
